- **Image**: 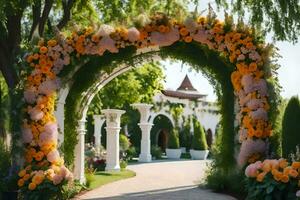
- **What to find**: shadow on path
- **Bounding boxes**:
[83,185,236,200]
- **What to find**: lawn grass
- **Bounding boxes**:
[87,169,136,189]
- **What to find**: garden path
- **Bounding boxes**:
[77,160,236,200]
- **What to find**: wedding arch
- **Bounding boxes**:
[19,13,279,193]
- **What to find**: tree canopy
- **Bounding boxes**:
[214,0,300,42]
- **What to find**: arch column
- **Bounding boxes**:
[93,114,105,155]
[74,119,86,184]
[131,103,153,162]
[102,109,125,171]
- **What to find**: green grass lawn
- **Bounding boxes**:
[87,169,136,189]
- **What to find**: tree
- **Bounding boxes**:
[214,0,300,42]
[168,128,180,149]
[282,96,300,157]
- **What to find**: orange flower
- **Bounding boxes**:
[47,39,57,47]
[279,159,288,169]
[28,182,37,190]
[18,179,25,187]
[292,162,300,169]
[91,34,99,42]
[254,129,263,138]
[32,173,45,185]
[158,25,166,33]
[34,151,44,161]
[249,62,257,72]
[23,174,30,181]
[18,169,26,177]
[179,27,189,36]
[281,175,289,183]
[256,172,266,182]
[288,169,298,178]
[39,46,48,54]
[184,36,193,43]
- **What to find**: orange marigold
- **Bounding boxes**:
[179,27,189,36]
[39,46,48,54]
[184,36,193,43]
[18,179,25,187]
[28,182,37,190]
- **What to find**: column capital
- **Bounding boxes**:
[102,109,125,128]
[131,103,153,123]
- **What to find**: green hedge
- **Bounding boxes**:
[282,96,300,157]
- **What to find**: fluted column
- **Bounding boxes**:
[74,119,86,184]
[102,109,125,171]
[93,115,105,155]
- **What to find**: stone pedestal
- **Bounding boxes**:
[74,120,86,184]
[131,103,153,163]
[93,115,105,155]
[102,109,125,171]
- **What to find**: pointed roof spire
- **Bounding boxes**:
[177,75,197,91]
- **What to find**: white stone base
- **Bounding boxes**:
[166,148,182,159]
[139,154,152,162]
[190,149,209,160]
[105,164,121,171]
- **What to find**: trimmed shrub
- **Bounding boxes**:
[151,145,163,159]
[192,118,208,150]
[282,96,300,157]
[120,133,130,152]
[179,117,192,150]
[168,128,180,149]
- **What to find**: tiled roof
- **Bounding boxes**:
[162,90,206,100]
[177,75,197,91]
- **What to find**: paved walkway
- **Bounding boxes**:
[78,160,236,200]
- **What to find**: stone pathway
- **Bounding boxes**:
[77,160,236,200]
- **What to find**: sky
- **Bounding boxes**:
[161,1,300,102]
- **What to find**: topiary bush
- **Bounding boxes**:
[282,96,300,157]
[151,145,163,159]
[168,128,180,149]
[192,118,208,150]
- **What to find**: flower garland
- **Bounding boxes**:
[20,14,273,192]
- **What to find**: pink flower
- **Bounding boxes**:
[47,150,60,163]
[127,27,140,42]
[237,54,245,61]
[96,24,115,37]
[249,51,261,61]
[24,87,37,104]
[254,79,268,97]
[247,99,263,110]
[245,161,262,177]
[38,131,57,147]
[44,122,58,134]
[238,139,267,166]
[38,79,60,95]
[250,108,268,121]
[241,74,255,94]
[52,174,63,185]
[150,28,179,47]
[28,107,44,121]
[193,29,209,44]
[22,127,33,143]
[98,36,118,55]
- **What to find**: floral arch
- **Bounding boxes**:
[19,14,279,195]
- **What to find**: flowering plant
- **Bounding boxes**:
[245,159,300,200]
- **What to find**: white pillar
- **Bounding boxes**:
[93,115,105,155]
[55,102,65,144]
[102,109,125,171]
[74,119,86,184]
[138,123,153,162]
[131,103,153,162]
